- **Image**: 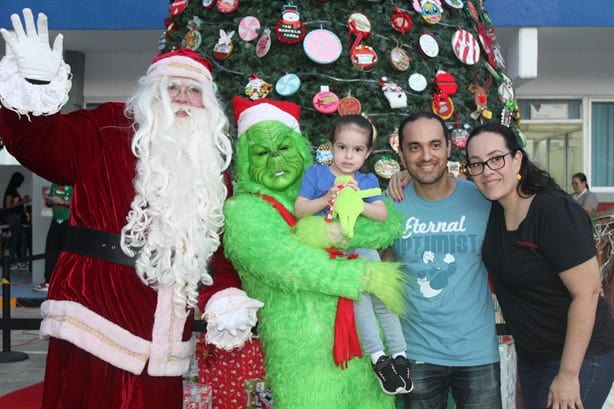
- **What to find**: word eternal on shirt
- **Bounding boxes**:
[402,216,466,239]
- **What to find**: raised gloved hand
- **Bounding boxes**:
[364,261,408,317]
[330,175,381,239]
[203,288,264,350]
[1,8,64,82]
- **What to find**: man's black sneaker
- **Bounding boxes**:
[394,355,414,394]
[372,355,405,395]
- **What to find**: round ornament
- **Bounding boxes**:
[408,73,428,92]
[255,28,272,58]
[274,4,306,45]
[390,7,413,35]
[337,96,362,115]
[316,143,333,165]
[421,0,444,24]
[238,16,261,42]
[451,29,480,65]
[374,157,401,179]
[217,0,239,13]
[347,12,372,37]
[275,73,301,96]
[443,0,464,10]
[351,44,378,71]
[418,33,439,58]
[303,29,343,64]
[389,47,411,71]
[313,88,340,114]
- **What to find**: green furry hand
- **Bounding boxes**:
[294,216,348,249]
[364,261,408,317]
[332,187,364,238]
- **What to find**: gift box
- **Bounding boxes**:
[183,381,213,409]
[244,378,273,409]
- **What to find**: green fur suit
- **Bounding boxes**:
[223,118,403,408]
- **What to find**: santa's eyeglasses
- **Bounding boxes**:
[166,81,203,100]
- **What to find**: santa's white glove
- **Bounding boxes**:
[203,288,264,350]
[1,9,64,82]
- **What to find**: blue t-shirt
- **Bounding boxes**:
[391,178,499,366]
[298,164,382,216]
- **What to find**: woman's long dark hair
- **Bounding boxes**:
[4,171,24,195]
[466,123,562,198]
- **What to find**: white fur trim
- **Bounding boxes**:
[40,290,193,376]
[40,300,150,375]
[146,55,212,84]
[147,286,193,376]
[237,103,300,136]
[0,53,71,116]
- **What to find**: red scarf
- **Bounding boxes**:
[256,194,363,369]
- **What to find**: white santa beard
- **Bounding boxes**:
[122,105,227,316]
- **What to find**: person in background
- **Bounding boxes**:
[0,9,233,408]
[465,122,614,409]
[387,111,501,409]
[34,184,73,292]
[3,171,31,268]
[571,172,599,215]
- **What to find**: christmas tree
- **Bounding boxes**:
[161,0,518,183]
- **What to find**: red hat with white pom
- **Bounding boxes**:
[147,48,213,84]
[233,96,301,136]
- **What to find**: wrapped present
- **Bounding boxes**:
[196,333,266,409]
[244,378,273,409]
[183,381,213,409]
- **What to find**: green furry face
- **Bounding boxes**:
[246,122,305,192]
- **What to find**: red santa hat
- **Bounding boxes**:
[146,48,213,84]
[233,96,301,136]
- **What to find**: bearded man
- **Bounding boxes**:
[0,9,232,409]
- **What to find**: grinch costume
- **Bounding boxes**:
[223,97,405,408]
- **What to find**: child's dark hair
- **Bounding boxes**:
[328,114,375,149]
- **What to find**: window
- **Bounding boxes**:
[591,101,614,187]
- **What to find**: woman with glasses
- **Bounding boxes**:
[465,122,614,409]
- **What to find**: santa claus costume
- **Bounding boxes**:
[0,9,232,409]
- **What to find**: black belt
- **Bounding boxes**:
[63,225,136,267]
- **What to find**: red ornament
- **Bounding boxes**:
[169,0,188,16]
[431,90,454,120]
[274,4,306,45]
[337,96,362,115]
[390,8,413,35]
[435,70,457,95]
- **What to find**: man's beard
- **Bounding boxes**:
[121,101,228,317]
